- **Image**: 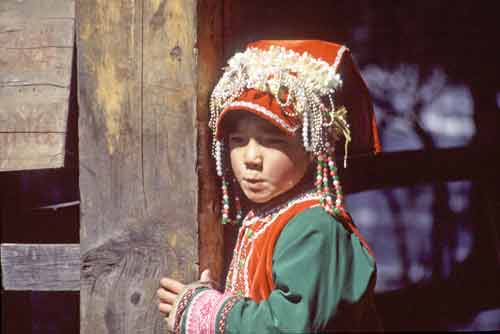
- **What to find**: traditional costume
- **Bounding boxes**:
[169,40,382,333]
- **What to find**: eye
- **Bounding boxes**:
[262,136,288,146]
[228,134,246,146]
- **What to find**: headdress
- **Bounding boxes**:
[209,40,380,224]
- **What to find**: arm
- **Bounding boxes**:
[174,207,376,333]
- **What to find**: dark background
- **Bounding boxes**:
[222,0,500,331]
[2,0,499,332]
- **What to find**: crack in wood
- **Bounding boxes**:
[0,131,65,134]
[0,46,72,50]
[42,17,75,20]
[140,0,149,215]
[0,29,23,34]
[0,83,68,89]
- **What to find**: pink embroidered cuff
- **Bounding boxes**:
[182,289,236,334]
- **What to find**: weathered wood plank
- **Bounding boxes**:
[77,0,198,333]
[0,133,65,171]
[0,0,75,20]
[0,46,72,87]
[0,243,79,291]
[0,85,69,132]
[0,0,74,171]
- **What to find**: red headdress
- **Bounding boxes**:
[209,40,380,224]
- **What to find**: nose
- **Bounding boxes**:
[243,138,263,170]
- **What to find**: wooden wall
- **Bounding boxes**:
[2,0,226,331]
[0,0,74,171]
[77,0,199,332]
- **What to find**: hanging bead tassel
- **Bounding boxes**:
[315,152,348,220]
[221,176,231,224]
[234,194,242,223]
[302,110,311,151]
[220,175,243,225]
[215,140,224,177]
[327,154,349,220]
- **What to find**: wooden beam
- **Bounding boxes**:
[1,243,79,291]
[0,0,74,172]
[341,147,499,194]
[77,0,198,333]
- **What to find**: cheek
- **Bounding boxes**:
[265,150,308,184]
[229,149,243,177]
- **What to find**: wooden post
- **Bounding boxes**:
[77,0,198,332]
[197,0,225,284]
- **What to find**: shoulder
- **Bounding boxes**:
[277,205,376,266]
[285,205,350,238]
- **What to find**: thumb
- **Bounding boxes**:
[200,269,211,282]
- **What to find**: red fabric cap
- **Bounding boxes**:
[215,40,381,158]
[215,89,300,139]
[247,39,344,66]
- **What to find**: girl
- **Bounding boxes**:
[158,40,381,333]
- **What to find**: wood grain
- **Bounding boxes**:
[77,0,198,333]
[0,243,79,291]
[0,0,74,171]
[0,133,65,171]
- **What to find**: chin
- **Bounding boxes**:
[245,194,272,204]
[243,190,274,204]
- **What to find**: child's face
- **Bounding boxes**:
[227,112,310,204]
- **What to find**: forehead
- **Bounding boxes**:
[225,111,284,135]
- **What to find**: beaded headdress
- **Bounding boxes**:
[209,40,380,224]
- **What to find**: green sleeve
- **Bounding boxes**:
[223,206,376,333]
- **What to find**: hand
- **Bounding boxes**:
[158,277,185,330]
[199,268,212,285]
[157,269,212,331]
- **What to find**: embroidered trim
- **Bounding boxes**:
[185,289,220,334]
[210,294,233,334]
[224,101,300,134]
[243,195,320,296]
[173,288,195,334]
[243,191,320,226]
[226,191,321,297]
[243,246,253,296]
[217,296,240,334]
[184,292,204,333]
[332,45,347,74]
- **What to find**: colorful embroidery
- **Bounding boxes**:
[174,288,196,334]
[182,290,236,334]
[217,296,240,334]
[186,290,219,334]
[225,191,321,297]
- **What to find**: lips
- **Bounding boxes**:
[243,178,264,184]
[242,178,266,191]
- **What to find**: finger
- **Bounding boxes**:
[159,277,185,294]
[165,317,175,332]
[200,269,211,282]
[158,302,172,315]
[157,288,177,304]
